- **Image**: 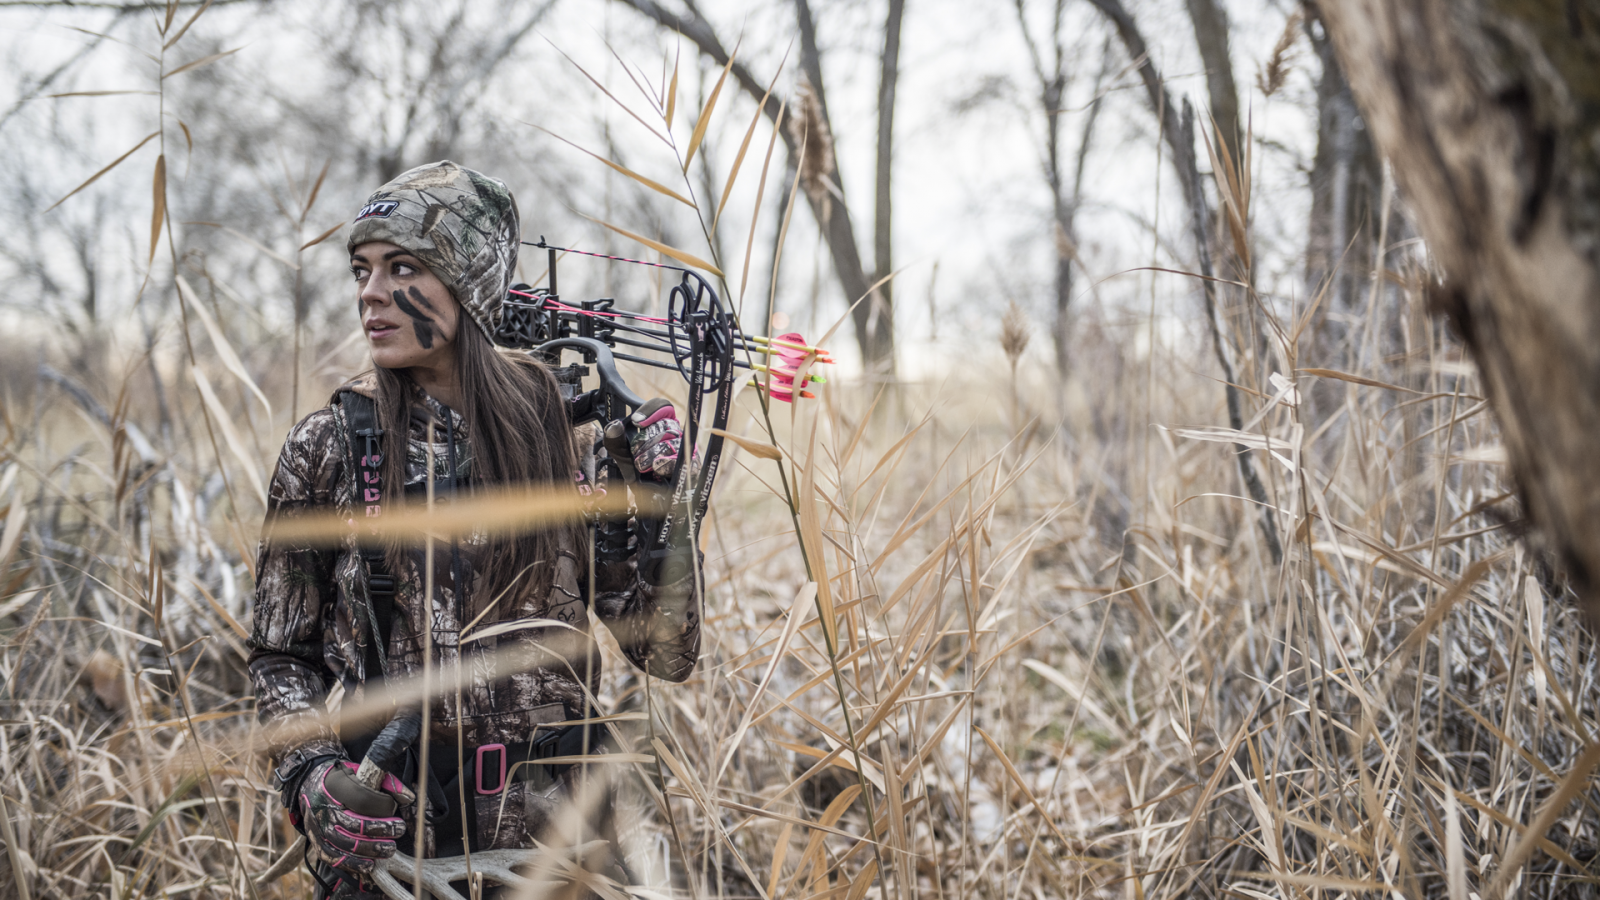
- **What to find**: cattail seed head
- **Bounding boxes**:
[788,78,835,217]
[1053,221,1077,261]
[1001,300,1031,366]
[1257,10,1303,99]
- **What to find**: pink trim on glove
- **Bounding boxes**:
[634,403,677,428]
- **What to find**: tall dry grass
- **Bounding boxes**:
[3,7,1599,900]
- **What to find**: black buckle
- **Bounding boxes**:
[533,727,563,760]
[356,428,384,460]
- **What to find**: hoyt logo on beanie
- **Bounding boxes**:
[354,200,398,221]
[347,161,519,339]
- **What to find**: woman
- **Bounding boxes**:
[249,161,700,898]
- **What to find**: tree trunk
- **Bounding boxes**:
[1086,0,1284,565]
[1304,6,1383,330]
[1302,5,1387,438]
[1011,0,1074,376]
[1318,0,1600,611]
[792,0,895,376]
[1184,0,1241,165]
[874,0,905,369]
[612,0,894,375]
[1052,42,1108,378]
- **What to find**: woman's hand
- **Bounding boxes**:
[628,399,686,482]
[295,758,413,877]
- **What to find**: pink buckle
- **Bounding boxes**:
[475,743,507,795]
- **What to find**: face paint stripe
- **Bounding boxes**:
[392,289,436,349]
[406,285,438,313]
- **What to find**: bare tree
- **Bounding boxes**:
[1012,1,1108,377]
[874,0,905,362]
[324,0,559,183]
[1182,0,1285,396]
[1183,0,1251,301]
[1302,5,1384,358]
[1184,0,1240,168]
[1086,0,1283,564]
[614,0,900,375]
[1317,2,1600,619]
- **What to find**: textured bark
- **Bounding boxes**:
[1318,0,1600,609]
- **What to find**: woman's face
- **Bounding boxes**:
[351,241,462,371]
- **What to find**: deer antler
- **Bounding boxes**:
[368,842,613,900]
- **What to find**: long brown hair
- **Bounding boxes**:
[371,319,579,619]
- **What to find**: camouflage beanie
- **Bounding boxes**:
[347,160,519,338]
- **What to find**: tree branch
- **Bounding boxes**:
[610,0,892,373]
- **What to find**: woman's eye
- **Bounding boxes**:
[393,262,415,276]
[350,267,367,281]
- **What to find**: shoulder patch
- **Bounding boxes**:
[355,200,398,221]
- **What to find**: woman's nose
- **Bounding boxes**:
[359,275,389,309]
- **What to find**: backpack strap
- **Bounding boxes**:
[339,389,397,683]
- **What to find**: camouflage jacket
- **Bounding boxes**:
[248,375,701,787]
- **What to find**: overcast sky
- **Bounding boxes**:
[0,0,1322,382]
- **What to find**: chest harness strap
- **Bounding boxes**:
[339,390,397,683]
[340,389,606,854]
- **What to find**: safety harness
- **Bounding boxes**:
[340,390,397,684]
[339,389,611,855]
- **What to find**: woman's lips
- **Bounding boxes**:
[366,323,399,339]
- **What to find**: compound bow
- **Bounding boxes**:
[493,238,828,585]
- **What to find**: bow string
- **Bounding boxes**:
[493,238,830,582]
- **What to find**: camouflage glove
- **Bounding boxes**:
[295,759,413,878]
[628,399,685,482]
